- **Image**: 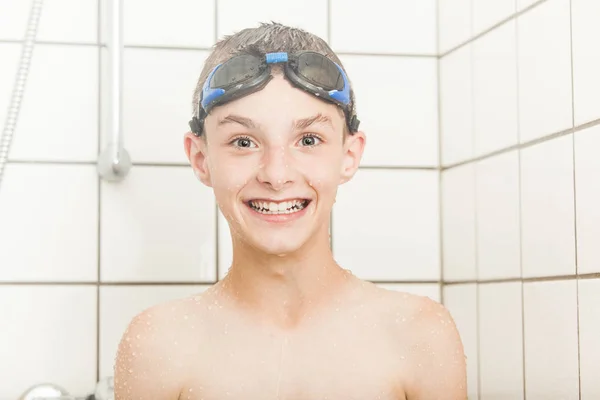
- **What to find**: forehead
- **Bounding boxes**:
[207,74,345,130]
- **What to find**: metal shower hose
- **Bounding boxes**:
[0,0,44,192]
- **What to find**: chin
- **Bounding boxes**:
[248,233,308,256]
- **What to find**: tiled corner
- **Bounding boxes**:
[473,19,519,157]
[440,44,474,166]
[330,0,436,55]
[578,278,600,399]
[523,280,579,400]
[377,283,441,303]
[517,0,573,143]
[575,125,600,274]
[472,0,516,35]
[475,151,521,280]
[332,169,440,282]
[0,164,98,282]
[99,285,210,379]
[478,282,524,400]
[218,0,327,42]
[443,284,479,400]
[113,48,209,164]
[100,0,214,47]
[8,44,98,162]
[0,0,97,43]
[571,0,600,126]
[0,285,97,399]
[442,164,477,281]
[218,210,233,280]
[437,0,471,54]
[338,55,438,167]
[100,166,216,282]
[520,135,576,278]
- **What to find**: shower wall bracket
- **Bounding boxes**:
[97,0,131,182]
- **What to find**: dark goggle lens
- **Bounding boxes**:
[295,53,344,91]
[211,54,264,88]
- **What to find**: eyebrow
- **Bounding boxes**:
[218,114,260,129]
[217,113,334,131]
[293,113,333,131]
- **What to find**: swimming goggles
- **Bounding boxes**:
[189,51,360,136]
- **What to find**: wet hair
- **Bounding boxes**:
[191,22,356,132]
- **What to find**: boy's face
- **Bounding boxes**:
[184,73,365,256]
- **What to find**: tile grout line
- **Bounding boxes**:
[467,0,483,395]
[0,38,437,58]
[513,2,528,394]
[95,0,102,385]
[440,116,600,171]
[438,0,550,59]
[567,0,582,397]
[435,0,445,305]
[0,279,445,285]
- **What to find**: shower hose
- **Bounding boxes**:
[0,0,44,192]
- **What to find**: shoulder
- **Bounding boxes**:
[114,295,205,399]
[385,291,467,399]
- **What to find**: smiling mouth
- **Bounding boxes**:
[246,199,311,215]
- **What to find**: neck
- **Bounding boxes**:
[215,225,357,329]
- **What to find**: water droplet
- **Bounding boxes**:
[183,315,188,320]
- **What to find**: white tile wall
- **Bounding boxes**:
[0,286,97,400]
[575,125,600,274]
[333,169,439,281]
[100,166,216,282]
[517,0,542,11]
[473,19,519,156]
[442,164,477,281]
[115,48,209,164]
[443,284,479,400]
[0,164,98,282]
[438,0,471,54]
[440,44,474,166]
[116,0,215,47]
[218,0,327,42]
[478,282,524,400]
[331,0,437,55]
[516,0,573,143]
[520,135,576,278]
[523,280,579,400]
[99,285,209,379]
[571,0,600,126]
[472,0,516,35]
[339,55,438,167]
[578,279,600,399]
[8,44,99,162]
[476,151,521,280]
[0,0,97,43]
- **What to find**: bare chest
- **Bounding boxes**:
[182,313,407,400]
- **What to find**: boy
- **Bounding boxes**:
[114,22,467,399]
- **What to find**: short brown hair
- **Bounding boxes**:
[191,22,356,125]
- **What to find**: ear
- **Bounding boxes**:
[183,132,212,187]
[339,131,366,184]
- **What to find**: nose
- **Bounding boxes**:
[256,145,294,191]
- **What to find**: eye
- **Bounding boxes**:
[230,136,257,149]
[298,134,322,147]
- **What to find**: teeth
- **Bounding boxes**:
[249,199,307,214]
